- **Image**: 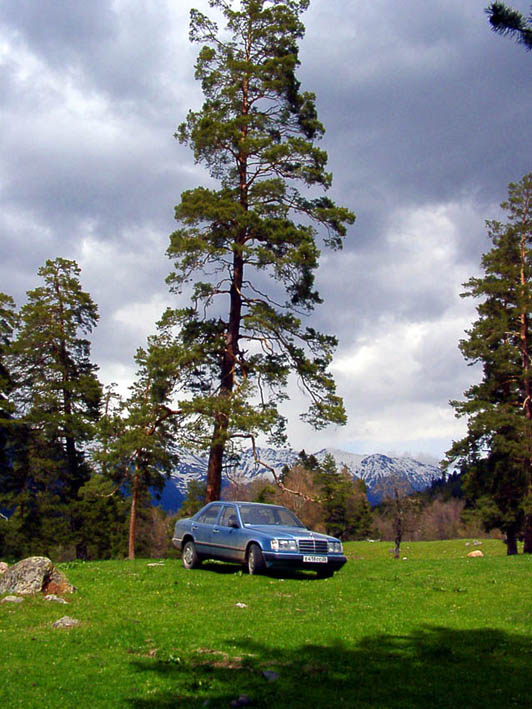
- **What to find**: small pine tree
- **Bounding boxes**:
[312,454,373,540]
[93,341,180,559]
[179,479,207,518]
[74,476,129,560]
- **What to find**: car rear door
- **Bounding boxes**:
[212,504,245,562]
[191,503,222,556]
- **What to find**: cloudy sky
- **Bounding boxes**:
[1,0,531,463]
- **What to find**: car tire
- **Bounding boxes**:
[182,540,201,570]
[317,568,334,579]
[247,543,265,575]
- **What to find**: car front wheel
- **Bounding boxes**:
[182,540,201,570]
[247,543,265,575]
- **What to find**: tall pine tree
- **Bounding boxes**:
[5,258,102,554]
[160,0,354,501]
[446,174,532,554]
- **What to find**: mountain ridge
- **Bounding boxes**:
[158,446,442,512]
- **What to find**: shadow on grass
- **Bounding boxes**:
[198,561,321,580]
[126,626,531,708]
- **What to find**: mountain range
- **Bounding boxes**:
[158,447,442,512]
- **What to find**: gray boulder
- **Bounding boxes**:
[0,556,76,596]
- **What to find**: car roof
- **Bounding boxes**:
[203,501,285,510]
[231,501,284,508]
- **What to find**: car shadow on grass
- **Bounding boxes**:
[126,625,531,708]
[194,561,325,580]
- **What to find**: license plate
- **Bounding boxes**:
[303,555,327,564]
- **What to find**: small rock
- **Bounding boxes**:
[473,540,483,546]
[235,602,248,608]
[467,550,484,558]
[0,562,8,575]
[53,616,80,629]
[230,695,252,707]
[44,594,68,604]
[147,562,165,567]
[1,595,23,604]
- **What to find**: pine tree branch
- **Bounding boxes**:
[240,433,318,502]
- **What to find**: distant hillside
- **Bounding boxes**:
[157,447,442,512]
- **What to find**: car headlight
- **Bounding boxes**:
[271,538,298,552]
[327,541,343,554]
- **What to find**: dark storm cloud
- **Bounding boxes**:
[0,0,116,57]
[0,0,530,457]
[302,0,531,210]
[0,0,181,106]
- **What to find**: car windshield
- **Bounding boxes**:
[238,504,304,527]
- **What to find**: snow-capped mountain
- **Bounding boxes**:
[313,449,441,494]
[158,446,442,511]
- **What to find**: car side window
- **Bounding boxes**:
[220,505,238,528]
[196,504,221,525]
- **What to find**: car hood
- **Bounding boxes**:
[244,525,332,541]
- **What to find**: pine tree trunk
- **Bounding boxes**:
[205,427,224,502]
[128,470,139,560]
[519,202,532,554]
[506,528,518,555]
[203,51,250,506]
[55,271,81,493]
[524,512,532,553]
[204,240,244,504]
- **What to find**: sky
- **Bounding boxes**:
[1,0,531,464]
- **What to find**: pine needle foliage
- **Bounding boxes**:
[93,344,180,559]
[446,174,532,554]
[0,259,102,556]
[486,2,532,50]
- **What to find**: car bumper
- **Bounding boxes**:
[262,551,347,572]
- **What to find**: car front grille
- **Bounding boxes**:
[298,538,328,554]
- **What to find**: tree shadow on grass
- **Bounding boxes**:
[126,626,531,708]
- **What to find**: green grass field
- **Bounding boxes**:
[1,540,530,708]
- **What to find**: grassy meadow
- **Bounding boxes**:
[1,539,530,708]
